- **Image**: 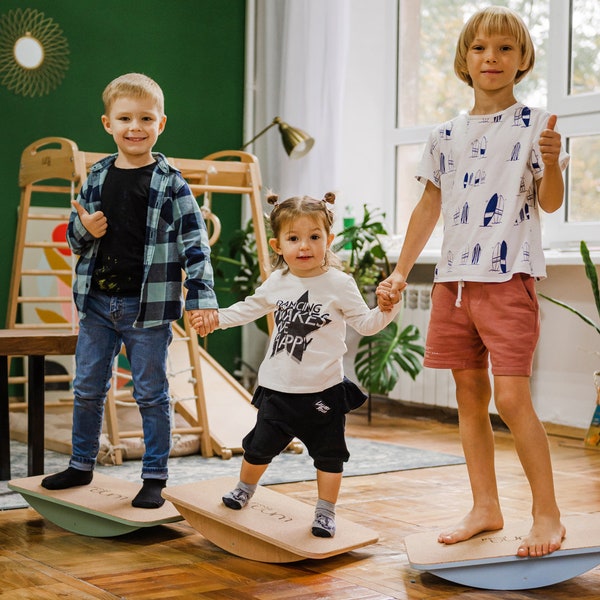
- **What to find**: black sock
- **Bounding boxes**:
[41,467,93,490]
[132,479,166,509]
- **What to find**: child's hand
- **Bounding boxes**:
[376,275,405,312]
[72,200,107,238]
[189,309,219,337]
[538,114,561,167]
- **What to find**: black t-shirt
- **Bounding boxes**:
[92,163,154,295]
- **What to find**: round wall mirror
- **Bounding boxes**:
[13,34,44,69]
[0,8,69,97]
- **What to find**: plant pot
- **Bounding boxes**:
[584,370,600,448]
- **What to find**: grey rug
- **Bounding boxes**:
[1,438,464,510]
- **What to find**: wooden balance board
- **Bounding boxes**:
[405,513,600,590]
[162,476,379,563]
[8,473,182,537]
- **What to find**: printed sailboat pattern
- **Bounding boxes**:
[422,103,564,280]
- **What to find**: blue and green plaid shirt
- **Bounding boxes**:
[68,152,218,328]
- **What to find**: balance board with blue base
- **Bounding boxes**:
[8,473,182,537]
[162,476,379,563]
[405,513,600,590]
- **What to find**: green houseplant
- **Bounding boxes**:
[332,204,391,291]
[211,218,270,335]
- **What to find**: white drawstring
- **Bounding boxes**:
[455,280,464,307]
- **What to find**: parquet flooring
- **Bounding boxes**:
[1,403,599,599]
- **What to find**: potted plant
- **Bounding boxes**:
[332,204,391,293]
[211,218,269,335]
[538,240,600,446]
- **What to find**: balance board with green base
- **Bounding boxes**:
[8,473,183,537]
[404,513,600,590]
[162,476,379,563]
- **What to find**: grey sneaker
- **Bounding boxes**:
[312,513,336,538]
[222,487,252,510]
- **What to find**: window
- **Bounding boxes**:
[390,0,600,247]
[544,0,600,245]
[570,0,600,97]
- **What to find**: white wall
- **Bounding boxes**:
[535,265,599,429]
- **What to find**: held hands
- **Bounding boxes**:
[376,272,407,312]
[538,114,561,168]
[71,200,108,238]
[189,309,219,337]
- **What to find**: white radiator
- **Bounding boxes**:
[389,284,457,409]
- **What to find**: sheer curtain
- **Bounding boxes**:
[249,0,350,202]
[241,0,350,370]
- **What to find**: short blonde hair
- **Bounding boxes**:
[454,6,535,87]
[102,73,165,115]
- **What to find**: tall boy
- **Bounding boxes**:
[42,73,219,508]
[378,7,568,556]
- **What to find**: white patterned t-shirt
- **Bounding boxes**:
[417,102,569,282]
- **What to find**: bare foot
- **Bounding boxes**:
[438,508,504,545]
[516,516,565,557]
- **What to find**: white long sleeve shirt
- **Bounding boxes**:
[218,268,400,393]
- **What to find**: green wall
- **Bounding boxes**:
[0,0,246,372]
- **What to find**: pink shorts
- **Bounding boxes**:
[424,274,540,376]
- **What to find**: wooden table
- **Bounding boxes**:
[0,330,78,480]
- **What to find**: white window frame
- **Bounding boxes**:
[547,0,599,117]
[388,0,600,249]
[543,0,600,247]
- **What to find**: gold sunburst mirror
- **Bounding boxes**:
[0,8,70,97]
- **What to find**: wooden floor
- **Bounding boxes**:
[2,403,599,599]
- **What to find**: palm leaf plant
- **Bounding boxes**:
[354,322,425,395]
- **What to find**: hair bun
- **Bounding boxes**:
[323,192,335,205]
[266,194,279,206]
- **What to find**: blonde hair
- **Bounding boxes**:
[267,192,341,271]
[454,6,535,87]
[102,73,165,115]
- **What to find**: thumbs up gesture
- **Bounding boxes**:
[538,114,561,167]
[72,200,108,238]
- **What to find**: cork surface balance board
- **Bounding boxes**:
[162,476,379,563]
[405,513,600,590]
[8,473,182,537]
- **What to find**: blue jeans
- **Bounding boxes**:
[70,290,173,479]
